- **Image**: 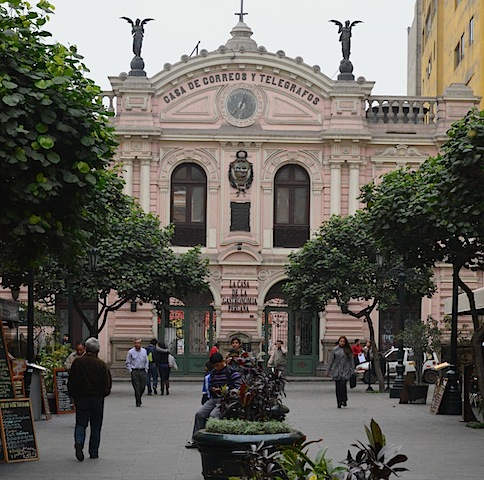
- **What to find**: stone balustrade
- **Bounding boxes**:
[366,96,438,125]
[100,91,116,113]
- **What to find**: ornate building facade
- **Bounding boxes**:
[91,17,484,375]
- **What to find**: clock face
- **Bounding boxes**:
[226,88,258,120]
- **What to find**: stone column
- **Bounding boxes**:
[122,158,133,196]
[139,158,151,213]
[330,162,342,215]
[348,163,360,215]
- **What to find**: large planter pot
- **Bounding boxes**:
[193,429,305,480]
[400,384,429,404]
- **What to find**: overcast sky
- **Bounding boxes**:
[47,0,416,95]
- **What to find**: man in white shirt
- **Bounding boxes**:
[125,337,149,407]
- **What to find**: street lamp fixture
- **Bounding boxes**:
[11,286,20,302]
[89,248,99,270]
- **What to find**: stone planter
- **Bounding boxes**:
[193,429,305,480]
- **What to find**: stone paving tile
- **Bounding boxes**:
[0,380,482,479]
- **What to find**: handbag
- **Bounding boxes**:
[349,373,357,389]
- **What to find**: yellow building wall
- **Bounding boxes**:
[420,0,483,108]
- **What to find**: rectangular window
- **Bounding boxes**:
[191,186,205,223]
[469,17,474,45]
[454,34,465,68]
[293,187,308,225]
[427,58,432,78]
[172,187,187,222]
[275,188,289,224]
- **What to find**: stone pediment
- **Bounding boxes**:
[161,87,219,123]
[266,92,321,125]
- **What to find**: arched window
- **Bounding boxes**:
[273,164,310,248]
[170,163,207,246]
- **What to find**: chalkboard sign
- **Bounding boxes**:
[430,377,448,415]
[0,399,39,462]
[13,377,25,399]
[53,369,74,414]
[0,327,14,399]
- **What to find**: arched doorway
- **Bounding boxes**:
[263,281,318,375]
[158,290,215,375]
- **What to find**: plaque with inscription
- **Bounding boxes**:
[230,202,250,232]
[0,327,14,399]
[0,398,39,462]
[53,369,74,414]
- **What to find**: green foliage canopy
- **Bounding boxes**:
[283,213,434,315]
[0,0,118,270]
[361,109,484,271]
[35,177,209,337]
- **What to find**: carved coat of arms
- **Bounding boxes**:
[228,150,253,196]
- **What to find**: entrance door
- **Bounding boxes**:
[159,306,215,375]
[263,307,318,375]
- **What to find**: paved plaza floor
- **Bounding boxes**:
[0,379,482,479]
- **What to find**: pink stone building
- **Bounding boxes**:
[3,18,482,376]
[97,19,483,377]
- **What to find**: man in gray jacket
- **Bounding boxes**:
[68,337,112,461]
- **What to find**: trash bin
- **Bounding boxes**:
[25,363,48,421]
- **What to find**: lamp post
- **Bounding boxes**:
[27,268,35,363]
[389,271,406,398]
[439,264,462,414]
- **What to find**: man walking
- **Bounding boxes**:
[268,340,288,376]
[126,337,149,407]
[68,337,112,461]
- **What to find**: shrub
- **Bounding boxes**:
[206,418,292,435]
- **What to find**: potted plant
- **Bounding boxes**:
[227,419,408,480]
[193,353,304,480]
[37,341,71,412]
[394,316,442,404]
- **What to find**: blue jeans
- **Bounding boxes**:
[147,363,158,393]
[74,396,105,456]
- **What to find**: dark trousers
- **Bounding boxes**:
[146,363,158,393]
[335,379,348,407]
[74,396,105,456]
[131,369,147,405]
[158,364,170,393]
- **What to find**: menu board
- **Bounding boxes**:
[430,377,448,415]
[0,399,39,462]
[0,327,14,399]
[53,369,74,414]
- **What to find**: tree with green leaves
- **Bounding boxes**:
[361,109,484,399]
[284,212,435,391]
[0,0,118,272]
[34,174,209,338]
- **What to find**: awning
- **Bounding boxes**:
[443,287,484,315]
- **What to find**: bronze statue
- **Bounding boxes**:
[329,19,362,61]
[120,17,154,58]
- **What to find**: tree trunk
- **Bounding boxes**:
[365,314,385,392]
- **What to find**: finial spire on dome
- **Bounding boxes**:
[225,0,257,52]
[235,0,248,23]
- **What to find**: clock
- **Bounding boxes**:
[221,84,263,127]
